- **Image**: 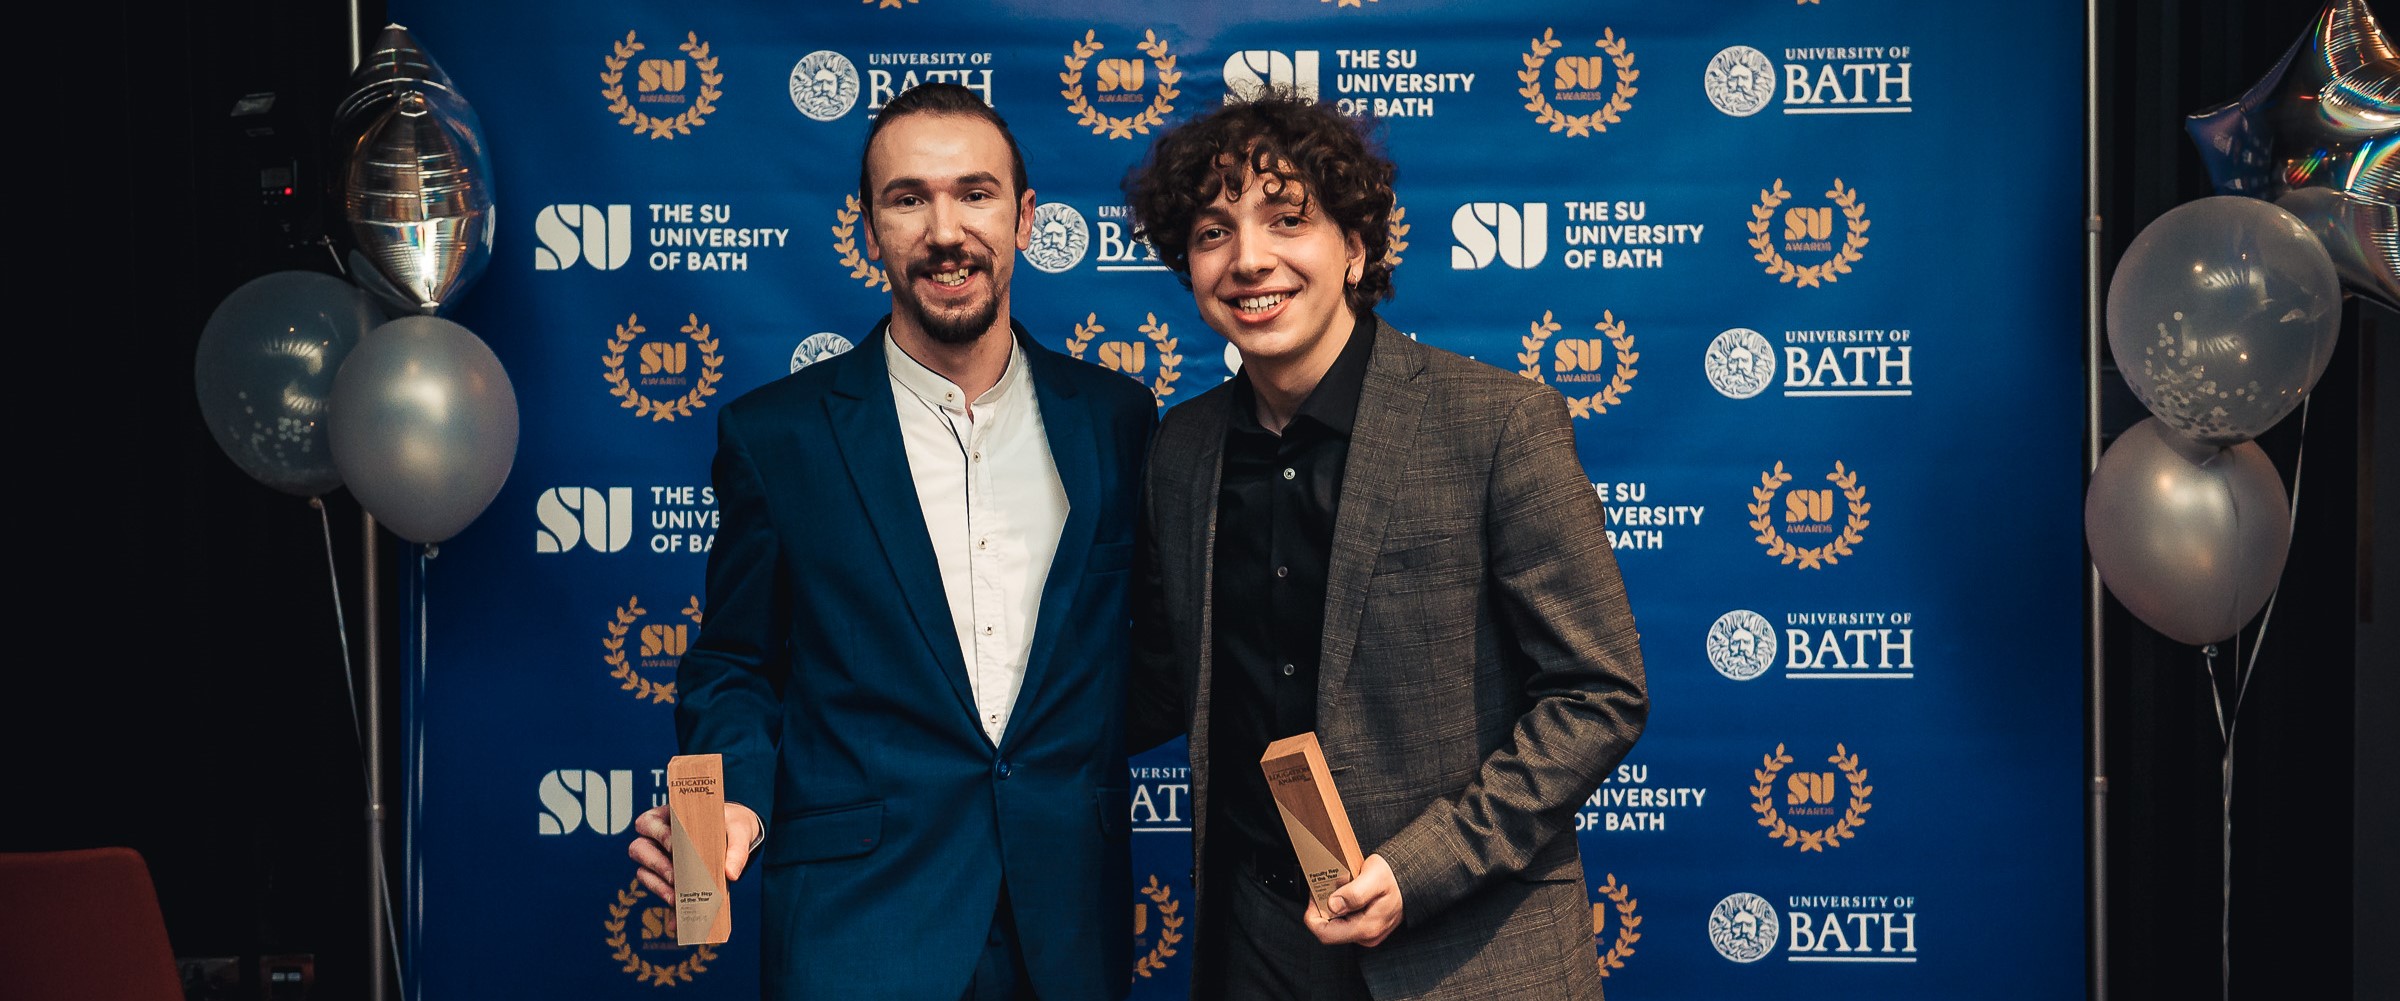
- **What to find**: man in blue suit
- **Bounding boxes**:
[628,83,1155,1000]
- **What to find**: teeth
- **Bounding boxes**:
[1236,293,1290,311]
[932,269,969,286]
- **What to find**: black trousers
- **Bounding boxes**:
[1197,862,1370,1001]
[962,885,1034,1001]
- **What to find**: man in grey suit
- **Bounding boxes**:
[1121,95,1650,1000]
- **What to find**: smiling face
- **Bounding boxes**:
[1186,164,1365,370]
[863,111,1035,345]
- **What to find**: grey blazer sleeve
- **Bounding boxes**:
[1373,387,1650,925]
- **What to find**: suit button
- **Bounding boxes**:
[1281,663,1296,677]
[996,760,1014,780]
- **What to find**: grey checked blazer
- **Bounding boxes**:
[1130,319,1650,1000]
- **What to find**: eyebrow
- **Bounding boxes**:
[879,171,1007,199]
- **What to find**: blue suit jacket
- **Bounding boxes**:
[676,319,1154,1000]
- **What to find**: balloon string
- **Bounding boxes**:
[2199,640,2234,1001]
[312,497,368,772]
[318,235,348,278]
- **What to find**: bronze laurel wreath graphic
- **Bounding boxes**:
[1385,205,1411,270]
[1130,876,1185,980]
[1748,461,1871,569]
[607,879,718,985]
[604,596,701,705]
[601,32,722,140]
[1518,310,1638,418]
[1519,28,1639,136]
[1750,743,1874,852]
[1068,313,1181,407]
[864,0,916,8]
[1591,874,1642,976]
[604,314,725,422]
[1060,30,1180,139]
[1748,179,1871,287]
[832,195,891,291]
[1327,0,1378,7]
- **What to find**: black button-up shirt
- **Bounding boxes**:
[1208,314,1376,876]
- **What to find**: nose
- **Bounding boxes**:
[1229,219,1274,278]
[926,196,966,249]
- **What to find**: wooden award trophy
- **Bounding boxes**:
[1260,732,1367,914]
[666,754,733,946]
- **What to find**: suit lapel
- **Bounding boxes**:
[1004,331,1098,752]
[1176,389,1232,778]
[824,326,980,728]
[1318,321,1431,696]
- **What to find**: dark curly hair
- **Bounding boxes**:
[1123,92,1396,315]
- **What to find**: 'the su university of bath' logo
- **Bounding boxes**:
[1750,743,1874,852]
[1061,30,1181,139]
[1517,309,1637,419]
[600,31,722,140]
[1519,28,1638,136]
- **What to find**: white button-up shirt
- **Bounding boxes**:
[887,335,1069,745]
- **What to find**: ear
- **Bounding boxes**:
[1345,228,1367,284]
[1016,187,1037,252]
[863,201,883,262]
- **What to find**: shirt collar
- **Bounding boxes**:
[1228,311,1377,437]
[885,325,1028,415]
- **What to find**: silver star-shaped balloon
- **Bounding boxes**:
[2186,0,2398,310]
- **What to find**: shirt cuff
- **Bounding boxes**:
[729,801,766,852]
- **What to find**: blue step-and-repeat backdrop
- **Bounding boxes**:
[396,1,2085,997]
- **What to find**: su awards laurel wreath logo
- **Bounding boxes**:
[604,596,702,704]
[1517,310,1637,419]
[1385,204,1410,269]
[1591,874,1641,977]
[1067,313,1181,406]
[1060,30,1181,139]
[1750,743,1873,851]
[1748,461,1870,569]
[864,0,918,8]
[1749,179,1871,287]
[601,31,722,140]
[831,195,891,292]
[1130,875,1185,981]
[606,877,717,985]
[605,314,726,422]
[1519,28,1638,136]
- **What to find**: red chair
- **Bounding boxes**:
[0,847,184,1001]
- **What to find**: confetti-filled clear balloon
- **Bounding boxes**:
[2185,0,2398,309]
[2105,196,2342,445]
[2086,418,2291,646]
[193,271,381,496]
[328,316,519,544]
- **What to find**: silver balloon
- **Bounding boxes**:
[328,316,519,544]
[193,271,381,496]
[2085,417,2291,647]
[346,88,495,316]
[336,22,487,165]
[2278,183,2398,309]
[2185,0,2397,310]
[2105,195,2341,444]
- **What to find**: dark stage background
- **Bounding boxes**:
[19,0,2390,998]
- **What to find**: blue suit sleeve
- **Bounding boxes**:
[675,407,791,816]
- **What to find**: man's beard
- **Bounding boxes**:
[896,257,1001,345]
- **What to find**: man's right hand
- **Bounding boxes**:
[629,802,763,900]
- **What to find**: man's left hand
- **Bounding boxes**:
[1304,853,1404,947]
